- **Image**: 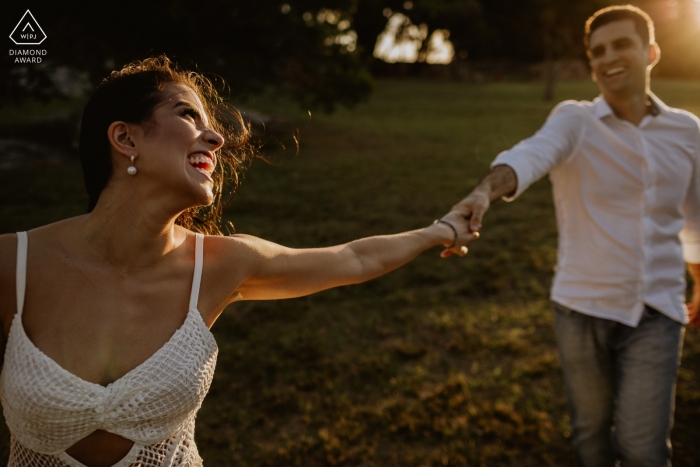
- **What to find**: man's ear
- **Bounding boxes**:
[107,121,138,160]
[586,50,597,83]
[648,42,660,68]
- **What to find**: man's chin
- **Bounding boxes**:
[599,81,633,97]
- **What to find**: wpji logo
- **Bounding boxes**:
[10,10,46,45]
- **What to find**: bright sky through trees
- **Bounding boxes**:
[373,12,455,64]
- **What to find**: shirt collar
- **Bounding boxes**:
[647,91,668,116]
[593,92,668,119]
[592,96,614,119]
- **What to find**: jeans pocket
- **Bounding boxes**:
[552,301,575,317]
[643,305,660,320]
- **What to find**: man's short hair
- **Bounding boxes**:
[584,5,655,51]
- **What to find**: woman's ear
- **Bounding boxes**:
[107,121,138,160]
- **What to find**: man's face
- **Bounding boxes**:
[588,19,655,97]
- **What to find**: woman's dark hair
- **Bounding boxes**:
[79,55,256,235]
[584,5,655,52]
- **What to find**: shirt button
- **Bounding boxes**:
[94,405,104,413]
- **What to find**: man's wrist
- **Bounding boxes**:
[486,164,517,201]
[471,184,492,202]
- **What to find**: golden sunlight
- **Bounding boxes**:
[373,13,454,64]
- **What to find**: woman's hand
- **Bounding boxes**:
[436,210,480,258]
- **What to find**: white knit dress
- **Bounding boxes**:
[0,232,219,466]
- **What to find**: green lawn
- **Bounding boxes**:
[1,79,699,466]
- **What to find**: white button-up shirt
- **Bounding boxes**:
[492,94,700,326]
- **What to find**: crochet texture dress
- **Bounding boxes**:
[0,232,218,466]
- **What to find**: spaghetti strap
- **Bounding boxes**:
[15,232,28,317]
[188,233,204,311]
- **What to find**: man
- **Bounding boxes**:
[449,5,700,466]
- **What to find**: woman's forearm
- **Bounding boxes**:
[345,222,456,283]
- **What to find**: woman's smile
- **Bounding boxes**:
[187,151,216,180]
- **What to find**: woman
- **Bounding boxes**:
[0,56,476,466]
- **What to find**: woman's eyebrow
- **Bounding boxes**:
[173,100,199,110]
[173,100,210,125]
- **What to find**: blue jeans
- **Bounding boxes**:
[552,302,684,467]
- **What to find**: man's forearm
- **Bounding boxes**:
[473,164,518,202]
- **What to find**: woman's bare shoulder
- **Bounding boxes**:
[200,232,262,247]
[28,215,88,241]
[201,233,263,261]
[0,232,18,269]
[205,233,287,261]
[0,216,85,333]
[198,233,278,282]
[0,216,88,275]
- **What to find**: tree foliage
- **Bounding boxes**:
[1,0,373,112]
[3,0,700,110]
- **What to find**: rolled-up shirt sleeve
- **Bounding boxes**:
[680,120,700,264]
[491,101,584,201]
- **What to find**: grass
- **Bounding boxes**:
[1,79,699,466]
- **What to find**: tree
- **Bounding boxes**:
[4,0,700,111]
[1,0,372,112]
[374,0,606,99]
[534,0,609,101]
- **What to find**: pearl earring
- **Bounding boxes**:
[127,155,137,176]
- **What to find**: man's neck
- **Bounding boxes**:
[602,88,652,126]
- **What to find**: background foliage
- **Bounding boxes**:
[4,0,700,110]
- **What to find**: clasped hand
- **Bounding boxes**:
[436,210,481,258]
[438,189,490,258]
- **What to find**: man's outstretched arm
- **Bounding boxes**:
[446,102,583,254]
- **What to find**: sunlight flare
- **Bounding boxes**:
[373,13,455,65]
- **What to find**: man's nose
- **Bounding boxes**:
[601,46,619,63]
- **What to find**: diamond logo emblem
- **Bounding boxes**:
[10,10,46,45]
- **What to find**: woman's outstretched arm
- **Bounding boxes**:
[221,211,476,302]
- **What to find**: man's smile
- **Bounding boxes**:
[604,67,625,77]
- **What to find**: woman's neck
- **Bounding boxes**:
[79,189,187,272]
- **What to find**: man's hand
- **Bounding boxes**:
[451,188,491,233]
[437,209,481,258]
[687,263,700,328]
[439,190,487,258]
[440,165,517,258]
[688,291,700,329]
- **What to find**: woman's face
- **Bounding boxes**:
[129,83,224,208]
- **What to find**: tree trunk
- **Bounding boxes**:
[543,60,556,101]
